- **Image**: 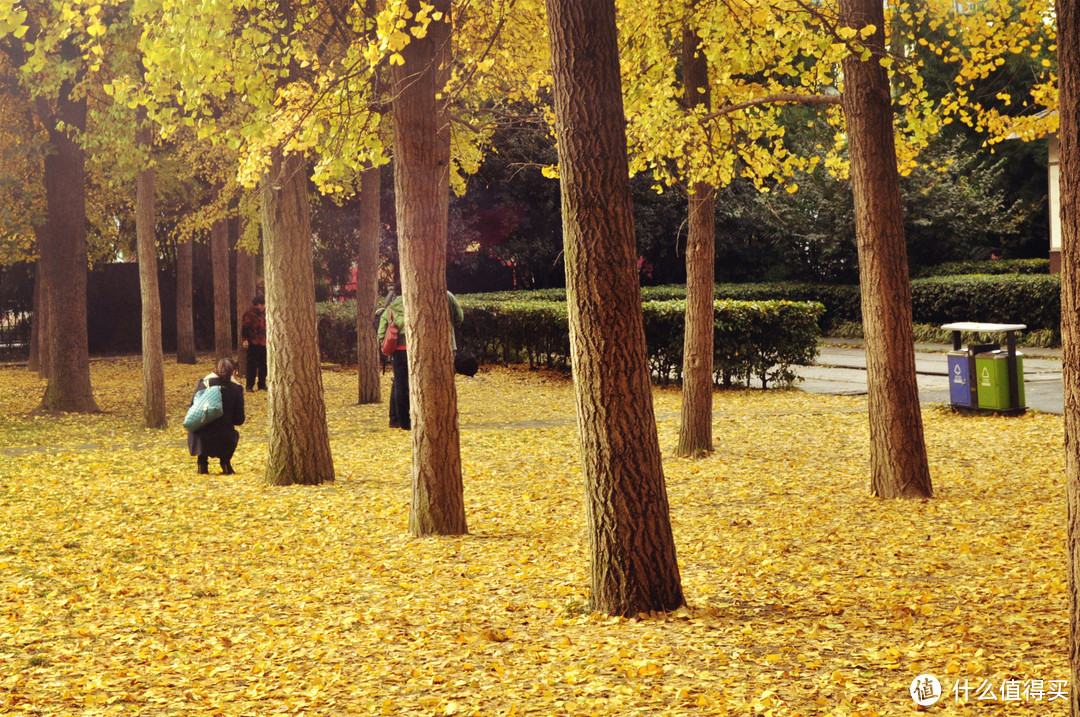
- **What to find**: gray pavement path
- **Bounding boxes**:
[797,338,1064,414]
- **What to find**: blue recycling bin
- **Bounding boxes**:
[947,350,975,407]
[946,343,997,408]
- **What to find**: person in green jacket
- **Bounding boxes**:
[378,286,464,430]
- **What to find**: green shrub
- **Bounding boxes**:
[641,300,823,388]
[316,300,360,366]
[473,284,854,330]
[914,259,1050,278]
[464,274,1061,338]
[710,283,860,330]
[318,296,823,389]
[458,297,823,388]
[910,274,1060,332]
[457,298,572,369]
[711,274,1057,335]
[913,324,1059,348]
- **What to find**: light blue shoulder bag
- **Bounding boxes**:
[183,384,224,432]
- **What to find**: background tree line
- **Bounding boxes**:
[312,111,1047,294]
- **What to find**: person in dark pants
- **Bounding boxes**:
[187,358,246,474]
[241,296,267,391]
[377,287,464,430]
[379,290,410,430]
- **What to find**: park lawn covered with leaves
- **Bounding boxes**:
[0,355,1068,716]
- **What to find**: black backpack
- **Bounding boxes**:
[454,349,479,377]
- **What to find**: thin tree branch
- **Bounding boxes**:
[700,92,841,123]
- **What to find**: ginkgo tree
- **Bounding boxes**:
[871,0,1080,703]
[129,0,367,485]
[916,0,1058,142]
[0,0,182,420]
[1059,0,1080,707]
[0,0,104,413]
[377,0,549,533]
[545,0,684,616]
[128,0,548,497]
[74,9,173,429]
[617,0,940,496]
[660,0,836,457]
[0,52,45,373]
[0,56,41,270]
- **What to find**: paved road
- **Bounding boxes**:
[796,340,1064,415]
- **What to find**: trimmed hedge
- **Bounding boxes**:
[456,298,572,369]
[316,300,364,366]
[469,284,859,331]
[914,259,1050,278]
[909,274,1060,331]
[640,300,823,388]
[830,321,1059,349]
[704,275,1058,334]
[348,272,1059,358]
[318,296,823,389]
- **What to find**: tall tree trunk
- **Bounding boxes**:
[356,0,383,405]
[211,217,232,359]
[545,0,684,616]
[176,236,197,364]
[676,20,715,458]
[136,119,167,428]
[29,254,47,377]
[261,149,335,486]
[392,0,467,536]
[839,0,932,499]
[235,221,257,379]
[36,43,97,413]
[356,165,382,403]
[1056,0,1080,712]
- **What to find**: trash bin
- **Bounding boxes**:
[947,350,975,407]
[946,343,998,409]
[974,349,1025,411]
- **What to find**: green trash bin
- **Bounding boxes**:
[974,350,1025,411]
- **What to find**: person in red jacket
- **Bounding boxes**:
[240,296,267,391]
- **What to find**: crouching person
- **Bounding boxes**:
[187,358,246,474]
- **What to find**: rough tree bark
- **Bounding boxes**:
[545,0,684,615]
[28,253,48,378]
[135,119,167,428]
[261,149,335,486]
[1056,0,1080,712]
[176,236,197,364]
[392,0,467,536]
[355,165,382,404]
[36,38,97,413]
[839,0,932,499]
[235,220,257,379]
[676,20,716,458]
[211,217,232,359]
[356,0,382,405]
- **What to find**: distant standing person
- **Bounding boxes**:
[241,296,267,391]
[378,287,464,430]
[187,358,246,474]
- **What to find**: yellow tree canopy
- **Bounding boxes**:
[915,0,1057,143]
[120,0,551,198]
[618,0,946,192]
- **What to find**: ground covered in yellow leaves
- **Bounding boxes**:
[0,356,1069,716]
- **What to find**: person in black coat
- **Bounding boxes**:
[187,358,246,474]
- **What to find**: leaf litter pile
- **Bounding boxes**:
[0,356,1068,716]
